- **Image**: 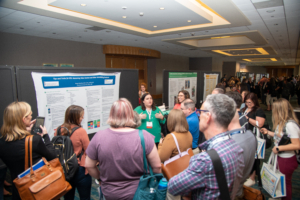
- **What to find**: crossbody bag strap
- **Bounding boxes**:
[138,130,153,175]
[207,149,231,200]
[170,133,181,154]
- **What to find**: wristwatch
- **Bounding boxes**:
[276,147,279,152]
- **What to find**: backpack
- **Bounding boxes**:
[51,126,81,181]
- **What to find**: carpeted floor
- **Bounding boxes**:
[3,97,300,200]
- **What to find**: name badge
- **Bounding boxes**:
[146,122,153,129]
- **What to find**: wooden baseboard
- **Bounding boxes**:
[152,94,162,99]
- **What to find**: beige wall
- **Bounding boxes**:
[147,53,189,95]
[0,32,106,68]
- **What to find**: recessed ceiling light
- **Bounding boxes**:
[53,32,56,34]
[122,16,127,18]
[153,26,157,28]
[37,22,40,23]
[187,20,191,22]
[274,24,278,26]
[122,6,127,10]
[267,10,275,13]
[160,7,165,10]
[139,12,144,16]
[20,27,24,29]
[106,30,111,33]
[81,4,87,6]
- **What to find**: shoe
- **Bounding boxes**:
[244,178,255,187]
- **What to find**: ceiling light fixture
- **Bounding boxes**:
[139,12,144,16]
[153,26,157,28]
[211,36,230,39]
[20,27,24,29]
[160,7,165,10]
[266,10,275,13]
[187,20,191,22]
[274,24,278,26]
[81,4,87,6]
[122,16,127,18]
[122,6,127,10]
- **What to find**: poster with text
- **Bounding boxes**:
[32,72,120,138]
[168,72,197,108]
[203,73,219,100]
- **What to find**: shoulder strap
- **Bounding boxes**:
[170,133,181,154]
[57,126,71,136]
[138,130,153,175]
[25,136,29,170]
[206,149,231,200]
[70,126,80,137]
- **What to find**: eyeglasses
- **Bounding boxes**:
[245,101,253,104]
[199,109,209,114]
[178,94,184,97]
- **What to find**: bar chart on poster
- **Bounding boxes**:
[32,72,120,138]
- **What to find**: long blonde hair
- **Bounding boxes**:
[1,101,31,141]
[272,98,299,135]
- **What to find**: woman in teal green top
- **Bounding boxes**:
[134,93,166,144]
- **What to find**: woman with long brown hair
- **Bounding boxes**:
[261,98,300,200]
[55,105,91,200]
[173,90,190,110]
[0,102,55,200]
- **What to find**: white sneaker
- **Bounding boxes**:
[244,178,255,187]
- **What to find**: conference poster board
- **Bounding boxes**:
[203,73,219,100]
[168,72,197,108]
[32,72,120,138]
[249,73,254,81]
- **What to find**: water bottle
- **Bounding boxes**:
[158,178,168,190]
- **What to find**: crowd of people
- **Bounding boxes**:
[0,78,299,200]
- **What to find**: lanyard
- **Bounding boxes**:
[146,109,152,121]
[211,135,231,146]
[228,127,246,136]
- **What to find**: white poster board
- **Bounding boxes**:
[32,72,121,138]
[168,72,197,108]
[203,73,219,100]
[249,73,254,81]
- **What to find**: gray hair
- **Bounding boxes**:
[182,99,195,111]
[203,94,236,128]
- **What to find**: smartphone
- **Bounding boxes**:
[31,116,45,135]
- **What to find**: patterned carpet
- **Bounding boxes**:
[3,97,300,200]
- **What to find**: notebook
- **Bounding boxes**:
[18,159,45,179]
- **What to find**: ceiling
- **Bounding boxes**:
[0,0,299,66]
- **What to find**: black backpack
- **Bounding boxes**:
[51,126,81,181]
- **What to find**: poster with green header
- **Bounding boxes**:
[168,72,197,108]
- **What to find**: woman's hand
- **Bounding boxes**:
[37,125,48,137]
[139,113,147,119]
[272,146,278,154]
[155,112,164,120]
[260,128,268,135]
[26,119,36,131]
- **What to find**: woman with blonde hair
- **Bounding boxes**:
[0,102,56,200]
[261,98,300,200]
[85,98,161,200]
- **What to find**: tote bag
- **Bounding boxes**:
[254,121,266,159]
[133,130,166,200]
[261,153,286,198]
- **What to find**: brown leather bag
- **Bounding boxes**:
[161,133,194,180]
[13,135,72,200]
[243,185,265,200]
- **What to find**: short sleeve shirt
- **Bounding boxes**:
[245,108,266,132]
[86,128,155,200]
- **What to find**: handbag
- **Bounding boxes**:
[13,135,72,200]
[261,153,286,198]
[243,186,265,200]
[254,121,266,159]
[161,133,194,180]
[133,130,166,200]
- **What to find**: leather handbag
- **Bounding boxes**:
[161,133,194,180]
[13,135,72,200]
[243,185,265,200]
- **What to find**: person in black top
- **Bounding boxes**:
[0,102,56,200]
[242,93,266,187]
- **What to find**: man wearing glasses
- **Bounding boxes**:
[168,94,244,199]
